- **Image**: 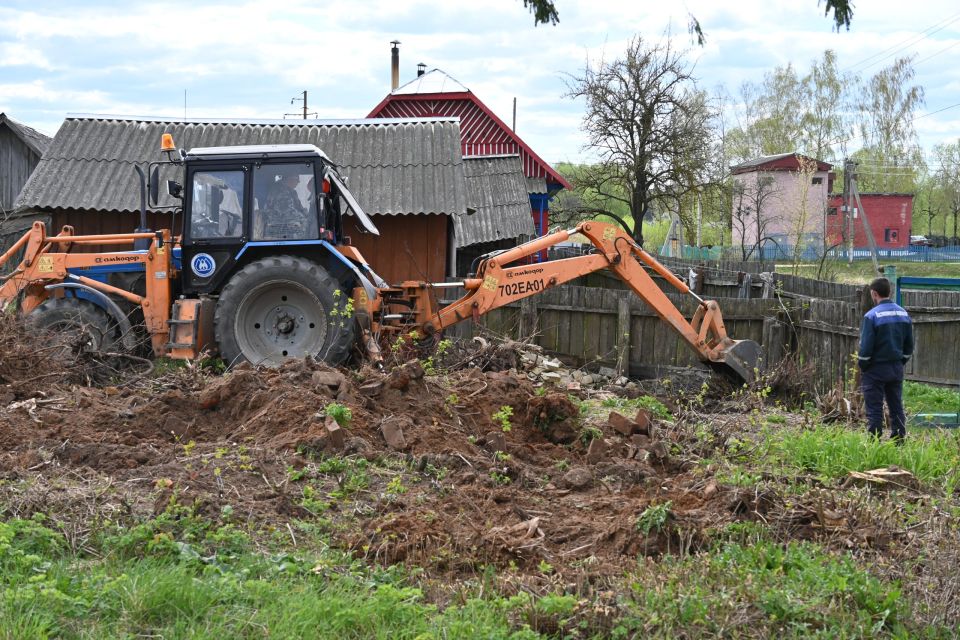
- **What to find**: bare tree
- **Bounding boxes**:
[565,36,715,246]
[787,156,823,273]
[732,173,781,260]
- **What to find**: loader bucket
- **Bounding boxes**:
[713,339,763,384]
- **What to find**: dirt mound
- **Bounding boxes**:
[0,334,855,585]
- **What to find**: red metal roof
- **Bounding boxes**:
[731,152,833,175]
[368,70,571,191]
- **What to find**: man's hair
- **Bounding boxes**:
[870,277,891,298]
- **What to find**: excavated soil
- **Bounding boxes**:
[0,323,878,585]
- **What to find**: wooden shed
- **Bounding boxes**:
[0,113,51,216]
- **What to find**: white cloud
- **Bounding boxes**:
[0,80,109,104]
[0,0,958,163]
[0,42,53,69]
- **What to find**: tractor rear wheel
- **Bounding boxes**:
[28,297,116,355]
[214,256,355,366]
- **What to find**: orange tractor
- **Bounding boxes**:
[0,136,761,382]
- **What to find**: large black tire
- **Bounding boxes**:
[28,297,116,354]
[214,256,355,366]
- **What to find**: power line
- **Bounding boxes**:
[913,100,960,122]
[914,39,960,66]
[846,11,960,73]
[825,101,960,149]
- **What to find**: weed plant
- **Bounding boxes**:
[620,540,909,638]
[770,425,960,492]
[903,381,960,415]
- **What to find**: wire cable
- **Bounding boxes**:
[846,11,960,72]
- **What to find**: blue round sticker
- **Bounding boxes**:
[191,253,216,278]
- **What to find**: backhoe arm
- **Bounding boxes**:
[423,221,761,382]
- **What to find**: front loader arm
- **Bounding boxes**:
[422,221,761,382]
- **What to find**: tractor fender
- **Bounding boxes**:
[234,240,380,300]
[43,281,137,351]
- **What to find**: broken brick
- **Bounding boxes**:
[381,418,408,451]
[324,415,346,450]
[608,411,638,436]
[633,408,653,435]
[311,370,345,390]
[359,380,384,396]
[586,437,608,464]
[484,430,507,453]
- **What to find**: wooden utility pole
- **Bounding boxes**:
[285,91,317,119]
[850,165,881,275]
[843,158,854,264]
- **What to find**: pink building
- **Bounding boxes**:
[731,153,835,256]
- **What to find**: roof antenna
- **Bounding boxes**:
[183,89,187,120]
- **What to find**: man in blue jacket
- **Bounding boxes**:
[858,277,914,442]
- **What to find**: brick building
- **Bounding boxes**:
[826,193,912,249]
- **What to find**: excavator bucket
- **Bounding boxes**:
[714,339,764,384]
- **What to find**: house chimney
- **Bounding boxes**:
[391,40,400,91]
[417,62,426,77]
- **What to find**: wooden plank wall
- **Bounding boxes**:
[442,284,782,375]
[0,126,42,212]
[900,290,960,386]
[442,282,960,387]
[796,298,862,392]
[775,273,862,301]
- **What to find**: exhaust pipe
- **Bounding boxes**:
[391,40,400,91]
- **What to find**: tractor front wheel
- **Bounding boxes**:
[214,256,355,366]
[28,297,117,355]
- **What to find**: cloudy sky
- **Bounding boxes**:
[1,0,959,166]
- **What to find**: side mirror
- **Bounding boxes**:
[149,166,160,205]
[167,180,183,199]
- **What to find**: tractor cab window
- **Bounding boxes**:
[190,170,245,240]
[252,163,318,241]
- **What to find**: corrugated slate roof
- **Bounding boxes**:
[458,155,534,246]
[526,176,548,195]
[0,113,52,156]
[15,114,468,219]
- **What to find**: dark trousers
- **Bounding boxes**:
[860,361,906,438]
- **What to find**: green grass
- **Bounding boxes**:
[0,512,551,639]
[769,424,960,492]
[599,395,671,420]
[780,260,960,284]
[619,539,911,639]
[903,381,960,415]
[4,511,938,639]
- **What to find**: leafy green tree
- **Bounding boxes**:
[728,64,805,162]
[800,50,849,162]
[727,50,852,164]
[853,57,925,193]
[931,140,960,239]
[551,162,633,231]
[914,177,943,237]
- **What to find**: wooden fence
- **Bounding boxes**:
[443,283,960,389]
[443,284,782,379]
